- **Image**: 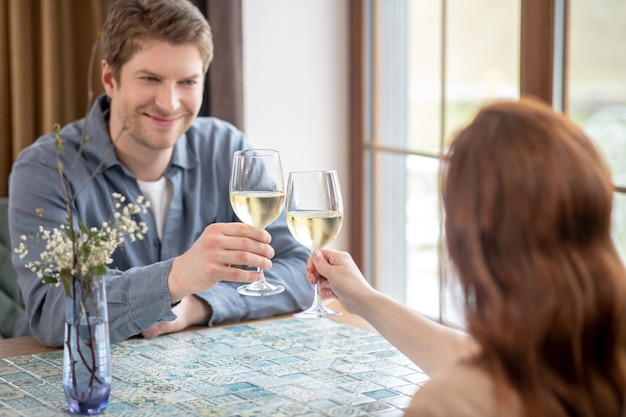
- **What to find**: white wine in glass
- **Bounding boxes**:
[230,149,285,296]
[286,170,343,318]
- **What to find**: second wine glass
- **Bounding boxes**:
[230,149,285,296]
[286,170,343,318]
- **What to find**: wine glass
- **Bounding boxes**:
[230,149,286,296]
[286,170,344,318]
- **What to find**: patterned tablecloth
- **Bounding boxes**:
[0,318,429,416]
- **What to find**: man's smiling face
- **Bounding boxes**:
[103,39,205,152]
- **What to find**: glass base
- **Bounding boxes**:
[237,281,285,296]
[66,392,110,415]
[294,304,342,319]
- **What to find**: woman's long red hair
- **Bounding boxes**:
[443,98,626,417]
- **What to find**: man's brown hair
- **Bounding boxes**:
[101,0,213,82]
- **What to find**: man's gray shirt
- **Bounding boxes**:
[9,94,311,347]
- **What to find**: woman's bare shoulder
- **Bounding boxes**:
[403,362,520,417]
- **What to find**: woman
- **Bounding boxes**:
[309,98,626,416]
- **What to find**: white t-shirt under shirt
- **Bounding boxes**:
[137,177,173,241]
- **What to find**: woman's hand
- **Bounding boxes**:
[307,249,376,316]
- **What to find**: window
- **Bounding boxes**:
[349,0,626,326]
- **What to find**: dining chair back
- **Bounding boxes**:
[0,197,24,339]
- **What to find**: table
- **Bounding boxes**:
[0,302,429,416]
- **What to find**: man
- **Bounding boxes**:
[9,0,311,347]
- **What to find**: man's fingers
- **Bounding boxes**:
[210,222,271,243]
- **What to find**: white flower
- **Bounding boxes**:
[14,193,150,296]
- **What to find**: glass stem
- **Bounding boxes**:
[312,282,325,308]
[256,267,269,286]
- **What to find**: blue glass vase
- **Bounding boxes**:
[63,275,112,414]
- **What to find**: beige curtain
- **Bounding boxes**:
[0,0,108,197]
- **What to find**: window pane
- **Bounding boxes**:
[368,152,441,318]
[568,0,626,259]
[569,0,626,186]
[407,1,443,154]
[444,0,520,146]
[376,1,410,150]
[370,152,409,299]
[612,193,626,258]
[406,155,441,319]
